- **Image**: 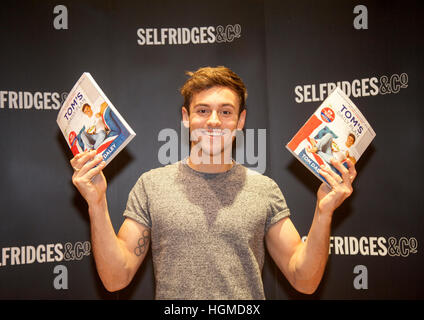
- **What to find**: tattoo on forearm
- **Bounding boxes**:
[134,229,150,256]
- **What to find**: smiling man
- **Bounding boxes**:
[181,71,246,172]
[70,66,357,299]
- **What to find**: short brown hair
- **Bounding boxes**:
[82,103,91,112]
[348,133,356,143]
[180,66,247,115]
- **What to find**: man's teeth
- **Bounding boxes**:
[203,129,224,136]
[208,132,223,136]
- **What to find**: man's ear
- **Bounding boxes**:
[181,106,189,128]
[237,109,246,131]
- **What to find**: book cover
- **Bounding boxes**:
[57,72,136,166]
[286,87,376,186]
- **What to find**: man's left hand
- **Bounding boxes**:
[316,158,357,216]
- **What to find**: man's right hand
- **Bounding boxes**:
[70,150,107,208]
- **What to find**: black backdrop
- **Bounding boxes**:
[0,0,423,299]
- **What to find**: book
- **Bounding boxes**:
[57,72,136,166]
[286,87,376,186]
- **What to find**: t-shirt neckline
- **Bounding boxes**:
[180,157,240,178]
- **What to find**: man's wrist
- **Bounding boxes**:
[88,197,108,218]
[316,207,334,225]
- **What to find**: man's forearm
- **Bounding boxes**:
[88,198,131,292]
[291,205,333,294]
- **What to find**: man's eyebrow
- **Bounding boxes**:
[194,102,235,107]
[220,103,235,108]
[192,102,236,110]
[193,103,210,108]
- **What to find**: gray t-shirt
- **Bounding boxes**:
[123,160,290,299]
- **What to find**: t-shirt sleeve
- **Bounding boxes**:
[123,175,152,229]
[265,180,291,234]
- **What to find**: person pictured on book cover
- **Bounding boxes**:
[307,132,357,170]
[336,133,357,164]
[69,66,357,299]
[80,103,108,150]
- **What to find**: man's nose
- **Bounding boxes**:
[207,110,221,127]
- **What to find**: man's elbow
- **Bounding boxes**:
[292,280,320,295]
[101,274,131,293]
[296,285,318,295]
[103,281,130,293]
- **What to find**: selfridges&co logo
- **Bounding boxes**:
[0,241,91,267]
[136,24,241,46]
[0,90,68,111]
[302,235,418,257]
[294,73,409,103]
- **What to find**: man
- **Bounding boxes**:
[307,132,357,168]
[70,66,356,299]
[80,103,108,150]
[337,133,356,164]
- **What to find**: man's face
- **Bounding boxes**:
[182,86,246,160]
[83,105,93,117]
[346,135,355,148]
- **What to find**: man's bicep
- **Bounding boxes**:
[265,217,302,279]
[117,218,151,273]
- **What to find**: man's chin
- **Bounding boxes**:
[191,144,233,165]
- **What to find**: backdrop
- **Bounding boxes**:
[0,0,422,300]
